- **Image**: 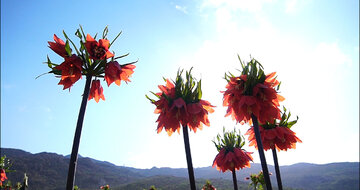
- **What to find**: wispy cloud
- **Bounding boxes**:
[175,5,188,14]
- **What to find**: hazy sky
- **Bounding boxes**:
[1,0,359,169]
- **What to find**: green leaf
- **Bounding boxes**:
[65,40,72,56]
[102,26,109,39]
[109,31,122,48]
[75,29,82,39]
[114,53,130,60]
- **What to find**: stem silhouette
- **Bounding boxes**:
[66,75,92,190]
[251,114,272,190]
[182,125,196,190]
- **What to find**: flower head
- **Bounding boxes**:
[223,58,283,124]
[104,61,136,86]
[245,107,302,151]
[54,55,83,90]
[85,34,114,60]
[0,169,7,186]
[88,79,105,103]
[100,185,110,190]
[202,180,217,190]
[48,34,69,57]
[212,128,253,172]
[147,69,214,136]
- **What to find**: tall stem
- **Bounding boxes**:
[182,125,196,190]
[66,75,92,190]
[251,114,272,190]
[232,168,238,190]
[272,148,283,190]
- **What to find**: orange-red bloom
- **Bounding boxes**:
[223,72,283,124]
[0,169,7,186]
[54,55,83,90]
[88,80,105,103]
[212,148,253,173]
[104,61,136,86]
[100,185,110,190]
[245,126,302,151]
[152,79,214,136]
[85,34,114,60]
[48,34,69,57]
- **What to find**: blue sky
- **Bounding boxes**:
[1,0,359,169]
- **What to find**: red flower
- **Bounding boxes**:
[212,148,253,172]
[100,185,110,189]
[0,169,7,186]
[85,34,114,60]
[223,72,283,124]
[48,34,69,57]
[104,61,136,86]
[54,55,83,90]
[88,80,105,103]
[245,126,302,151]
[151,79,214,136]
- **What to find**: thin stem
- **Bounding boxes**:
[251,114,272,190]
[66,75,92,190]
[232,168,238,190]
[182,125,196,190]
[272,148,283,190]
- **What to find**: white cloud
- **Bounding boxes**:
[175,5,188,14]
[285,0,297,13]
[201,0,274,13]
[312,42,352,66]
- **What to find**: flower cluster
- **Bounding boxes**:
[212,128,253,172]
[44,26,136,103]
[245,107,302,151]
[100,184,110,190]
[245,171,271,190]
[223,57,284,124]
[0,169,7,186]
[147,69,214,136]
[0,156,28,190]
[201,180,217,190]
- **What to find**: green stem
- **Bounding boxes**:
[182,125,196,190]
[66,75,92,190]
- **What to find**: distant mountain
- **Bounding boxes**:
[1,148,359,190]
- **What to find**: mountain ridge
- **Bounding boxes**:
[1,147,359,190]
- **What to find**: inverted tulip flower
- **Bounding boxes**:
[48,34,69,57]
[212,128,253,190]
[88,79,105,103]
[105,61,136,86]
[147,69,214,136]
[246,107,302,151]
[246,107,301,151]
[147,69,214,190]
[223,57,284,125]
[54,55,83,90]
[40,26,137,190]
[85,34,114,60]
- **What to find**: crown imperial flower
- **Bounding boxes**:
[223,57,284,124]
[245,107,302,151]
[147,69,214,136]
[212,128,253,172]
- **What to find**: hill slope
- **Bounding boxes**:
[1,148,359,190]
